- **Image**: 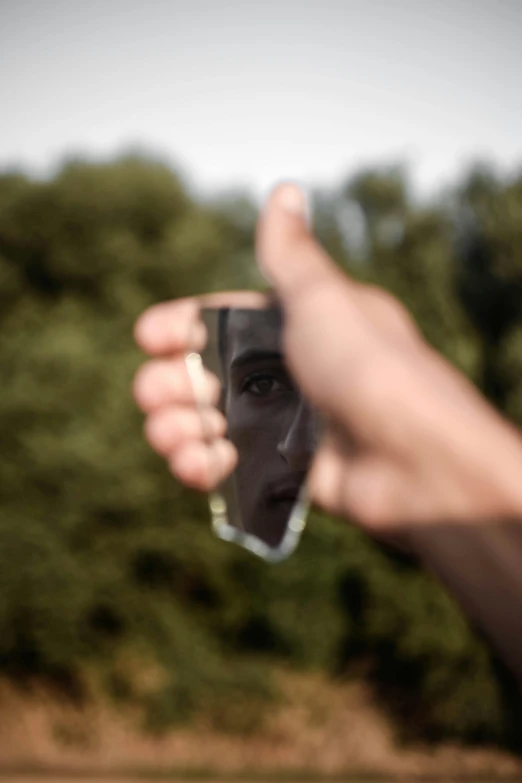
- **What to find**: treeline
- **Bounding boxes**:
[1,154,522,746]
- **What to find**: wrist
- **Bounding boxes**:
[469,418,522,521]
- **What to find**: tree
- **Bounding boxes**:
[0,154,521,747]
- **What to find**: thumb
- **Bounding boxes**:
[256,183,371,421]
[256,183,344,302]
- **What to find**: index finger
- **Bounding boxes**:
[134,291,270,356]
[134,298,201,356]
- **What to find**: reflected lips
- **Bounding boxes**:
[266,478,304,508]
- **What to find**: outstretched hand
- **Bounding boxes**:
[134,184,522,533]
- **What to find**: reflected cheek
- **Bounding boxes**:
[228,413,280,472]
[226,398,297,472]
[228,407,283,446]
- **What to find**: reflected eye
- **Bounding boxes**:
[242,373,287,397]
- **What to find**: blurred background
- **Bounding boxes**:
[1,0,522,777]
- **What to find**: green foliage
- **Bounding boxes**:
[1,153,522,748]
[453,165,522,408]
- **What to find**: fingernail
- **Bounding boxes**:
[277,183,307,216]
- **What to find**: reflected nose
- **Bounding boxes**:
[277,399,318,471]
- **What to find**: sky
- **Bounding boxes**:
[1,0,521,201]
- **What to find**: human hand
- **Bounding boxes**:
[134,185,522,533]
[133,291,266,491]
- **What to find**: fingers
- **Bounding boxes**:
[256,183,416,343]
[135,291,271,357]
[169,439,238,492]
[307,427,357,518]
[146,406,235,492]
[133,357,221,412]
[307,448,346,519]
[256,183,365,384]
[256,183,348,303]
[134,352,236,491]
[135,299,203,356]
[145,405,227,455]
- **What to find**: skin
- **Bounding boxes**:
[134,183,522,688]
[221,307,317,547]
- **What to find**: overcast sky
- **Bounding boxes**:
[1,0,521,200]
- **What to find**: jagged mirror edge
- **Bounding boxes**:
[185,306,311,564]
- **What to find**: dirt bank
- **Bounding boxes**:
[0,672,520,781]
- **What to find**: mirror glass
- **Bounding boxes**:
[187,303,320,562]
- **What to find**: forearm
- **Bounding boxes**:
[408,520,522,689]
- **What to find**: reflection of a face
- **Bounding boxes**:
[221,308,316,548]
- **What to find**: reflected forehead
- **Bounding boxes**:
[227,308,283,359]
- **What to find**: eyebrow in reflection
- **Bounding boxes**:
[230,349,284,370]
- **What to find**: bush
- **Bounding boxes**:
[1,154,522,747]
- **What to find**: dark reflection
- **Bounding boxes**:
[201,306,319,552]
